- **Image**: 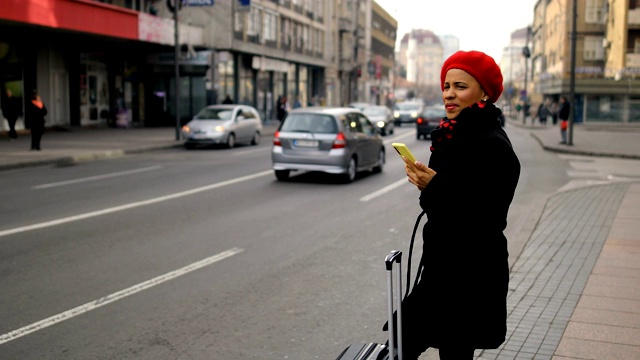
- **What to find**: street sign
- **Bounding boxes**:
[185,0,213,6]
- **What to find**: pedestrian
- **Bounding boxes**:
[558,96,570,144]
[537,102,548,125]
[276,95,288,121]
[222,94,233,104]
[1,87,23,140]
[391,50,521,359]
[292,96,301,109]
[550,100,559,125]
[26,91,47,151]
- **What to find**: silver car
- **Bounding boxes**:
[271,107,385,183]
[181,105,262,149]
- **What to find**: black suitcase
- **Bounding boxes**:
[336,250,405,360]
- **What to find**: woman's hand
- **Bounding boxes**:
[403,157,436,191]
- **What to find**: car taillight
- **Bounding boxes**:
[273,131,281,146]
[416,118,424,124]
[332,132,346,149]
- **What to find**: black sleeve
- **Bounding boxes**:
[419,133,520,231]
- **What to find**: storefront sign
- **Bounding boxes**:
[185,0,214,5]
[252,56,288,72]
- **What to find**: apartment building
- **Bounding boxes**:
[396,29,445,104]
[2,0,382,132]
[532,0,640,123]
[358,1,397,106]
[500,27,531,108]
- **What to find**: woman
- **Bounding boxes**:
[558,96,570,144]
[27,91,47,151]
[398,51,521,359]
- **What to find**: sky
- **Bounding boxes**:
[374,0,538,62]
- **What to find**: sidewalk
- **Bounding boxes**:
[0,121,281,171]
[475,115,640,360]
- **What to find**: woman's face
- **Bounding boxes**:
[442,68,487,119]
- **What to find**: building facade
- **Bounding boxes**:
[532,0,640,123]
[1,0,396,134]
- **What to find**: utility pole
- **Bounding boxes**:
[522,26,531,124]
[567,0,577,146]
[168,0,181,141]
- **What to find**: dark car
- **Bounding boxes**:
[271,107,385,183]
[416,106,445,140]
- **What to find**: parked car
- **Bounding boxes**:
[393,101,424,126]
[271,107,385,183]
[181,104,262,149]
[361,105,395,136]
[416,106,446,140]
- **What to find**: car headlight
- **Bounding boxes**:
[214,125,225,132]
[181,125,191,133]
[411,111,418,117]
[393,111,400,118]
[376,121,385,128]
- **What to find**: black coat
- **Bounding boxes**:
[558,101,570,121]
[404,103,520,352]
[1,96,22,120]
[26,101,47,130]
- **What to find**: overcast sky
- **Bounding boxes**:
[374,0,538,61]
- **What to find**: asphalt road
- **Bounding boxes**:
[0,124,594,359]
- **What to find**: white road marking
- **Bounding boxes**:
[32,165,163,189]
[0,247,244,345]
[0,170,273,238]
[360,178,410,202]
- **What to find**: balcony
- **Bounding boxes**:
[338,17,352,33]
[629,8,640,26]
[626,52,640,68]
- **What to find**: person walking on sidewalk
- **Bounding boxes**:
[558,96,570,144]
[1,87,23,141]
[26,91,47,151]
[394,50,521,359]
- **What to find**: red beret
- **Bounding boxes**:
[440,50,504,103]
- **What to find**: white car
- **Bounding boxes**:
[181,105,262,149]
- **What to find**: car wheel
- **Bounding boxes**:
[226,133,236,148]
[185,143,195,149]
[342,157,357,183]
[251,131,260,145]
[417,133,422,140]
[372,148,385,173]
[275,170,290,181]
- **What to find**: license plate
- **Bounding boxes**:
[294,139,319,148]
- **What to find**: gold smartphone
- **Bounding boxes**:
[392,143,417,163]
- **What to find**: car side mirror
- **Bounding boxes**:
[237,115,245,121]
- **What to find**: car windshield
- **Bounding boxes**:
[194,108,233,120]
[362,107,387,116]
[281,114,338,134]
[422,108,446,118]
[395,103,422,111]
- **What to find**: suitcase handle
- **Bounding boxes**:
[385,250,402,269]
[386,250,403,360]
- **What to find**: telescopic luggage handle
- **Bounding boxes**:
[385,250,403,360]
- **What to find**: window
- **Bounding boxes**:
[263,11,277,42]
[584,36,604,60]
[247,7,261,36]
[585,0,605,24]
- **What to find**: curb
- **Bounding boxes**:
[529,132,640,160]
